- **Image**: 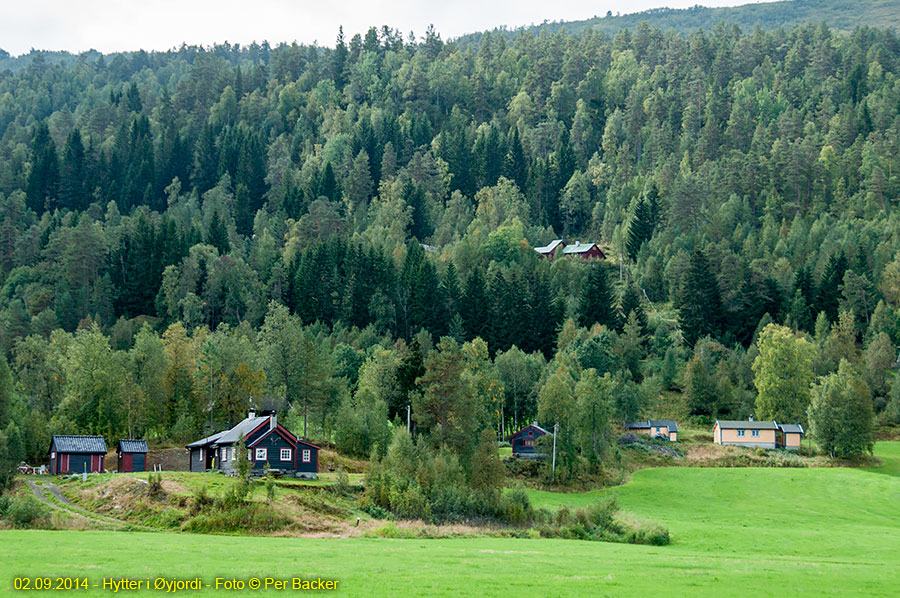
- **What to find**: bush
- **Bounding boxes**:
[7,495,49,528]
[358,502,392,520]
[626,524,671,546]
[147,473,163,498]
[499,489,534,525]
[0,493,10,517]
[190,484,213,515]
[332,467,351,496]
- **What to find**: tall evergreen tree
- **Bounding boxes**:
[577,265,617,329]
[678,250,724,345]
[25,121,59,213]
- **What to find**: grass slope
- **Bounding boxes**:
[1,443,897,597]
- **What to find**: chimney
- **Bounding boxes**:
[269,411,277,431]
[749,415,754,421]
[248,409,256,418]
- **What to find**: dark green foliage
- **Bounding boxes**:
[577,265,616,330]
[678,251,724,346]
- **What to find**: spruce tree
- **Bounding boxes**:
[577,265,617,330]
[626,198,655,261]
[678,250,724,345]
[816,252,849,322]
[25,121,59,214]
[460,268,490,341]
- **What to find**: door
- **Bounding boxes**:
[60,454,69,474]
[122,453,133,472]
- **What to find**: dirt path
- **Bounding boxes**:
[26,480,127,529]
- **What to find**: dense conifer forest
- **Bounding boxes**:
[1,18,899,489]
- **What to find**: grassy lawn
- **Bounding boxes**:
[2,443,897,597]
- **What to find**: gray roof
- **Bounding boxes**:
[512,424,550,438]
[185,430,227,449]
[534,239,564,254]
[563,242,599,254]
[118,439,148,453]
[625,420,679,432]
[715,420,778,430]
[778,423,805,435]
[650,420,678,432]
[52,435,107,454]
[211,416,270,446]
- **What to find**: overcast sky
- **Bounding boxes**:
[1,1,754,56]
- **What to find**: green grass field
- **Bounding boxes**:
[2,443,898,597]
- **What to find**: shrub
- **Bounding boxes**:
[0,493,10,516]
[190,484,213,515]
[7,495,49,528]
[332,467,351,496]
[147,473,163,498]
[499,489,534,525]
[626,524,671,546]
[358,503,392,520]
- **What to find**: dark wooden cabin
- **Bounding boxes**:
[49,435,107,474]
[186,411,319,478]
[117,439,149,472]
[510,424,550,459]
[562,242,605,260]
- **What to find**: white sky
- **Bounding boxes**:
[1,1,755,56]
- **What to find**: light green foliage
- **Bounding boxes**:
[752,324,816,424]
[573,369,614,459]
[809,360,875,458]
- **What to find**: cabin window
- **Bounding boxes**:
[737,429,745,437]
[528,430,533,437]
[221,447,227,461]
[51,452,56,459]
[255,448,267,461]
[524,439,534,447]
[751,430,760,438]
[302,450,311,463]
[199,449,204,461]
[280,448,291,461]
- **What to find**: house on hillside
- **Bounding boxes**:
[185,410,319,478]
[117,439,149,473]
[625,420,678,441]
[713,419,806,449]
[510,423,550,458]
[713,419,779,448]
[534,239,565,261]
[562,241,605,260]
[49,435,107,474]
[777,424,805,450]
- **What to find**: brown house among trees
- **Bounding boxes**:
[534,239,605,261]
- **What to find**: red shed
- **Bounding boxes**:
[117,439,149,472]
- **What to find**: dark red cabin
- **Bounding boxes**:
[117,439,149,472]
[49,435,107,474]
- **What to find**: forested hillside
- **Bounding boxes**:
[461,0,900,45]
[0,21,899,480]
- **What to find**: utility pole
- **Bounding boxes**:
[551,422,558,478]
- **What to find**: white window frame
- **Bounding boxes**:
[199,449,204,461]
[221,447,227,461]
[302,449,311,463]
[737,429,745,437]
[280,448,291,461]
[255,448,267,461]
[51,452,56,459]
[751,429,760,438]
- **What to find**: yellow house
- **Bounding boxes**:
[713,420,805,449]
[776,424,805,450]
[625,420,678,442]
[713,420,778,448]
